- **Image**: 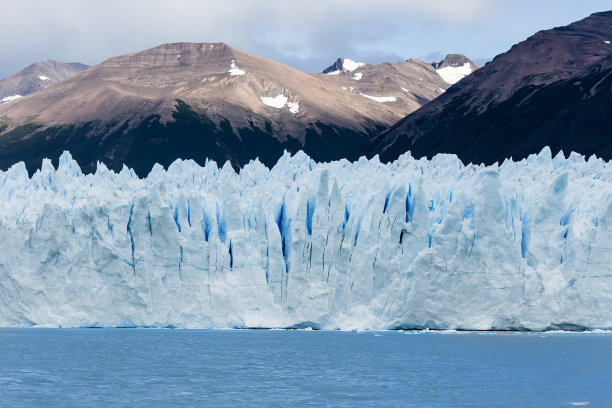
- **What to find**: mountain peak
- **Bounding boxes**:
[431,54,477,70]
[0,60,89,100]
[431,54,478,84]
[138,41,233,54]
[321,57,366,74]
[102,42,238,67]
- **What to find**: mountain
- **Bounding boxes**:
[0,149,610,330]
[321,57,366,74]
[320,56,450,114]
[0,43,448,176]
[367,11,612,165]
[431,54,478,84]
[0,60,89,102]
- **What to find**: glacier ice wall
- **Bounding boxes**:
[0,148,611,330]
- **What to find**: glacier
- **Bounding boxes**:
[0,148,611,330]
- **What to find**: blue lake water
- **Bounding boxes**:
[0,329,610,407]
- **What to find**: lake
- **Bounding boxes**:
[0,329,609,407]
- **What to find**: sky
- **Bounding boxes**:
[0,0,610,79]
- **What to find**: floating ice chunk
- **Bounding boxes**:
[0,95,22,103]
[436,62,473,84]
[352,72,363,80]
[228,60,245,76]
[605,40,610,44]
[287,101,299,114]
[361,94,396,102]
[261,94,288,109]
[38,75,50,81]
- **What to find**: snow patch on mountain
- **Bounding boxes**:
[342,58,365,72]
[352,72,363,81]
[323,58,365,75]
[228,60,245,76]
[38,75,50,81]
[261,94,288,109]
[0,95,22,103]
[361,94,396,103]
[436,62,473,84]
[287,101,299,114]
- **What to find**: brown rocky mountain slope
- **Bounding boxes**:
[320,56,450,113]
[0,42,455,174]
[367,11,612,164]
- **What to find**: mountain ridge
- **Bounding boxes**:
[366,11,612,165]
[0,42,455,175]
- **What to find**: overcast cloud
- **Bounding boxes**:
[0,0,610,78]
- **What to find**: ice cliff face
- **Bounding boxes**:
[0,149,611,330]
